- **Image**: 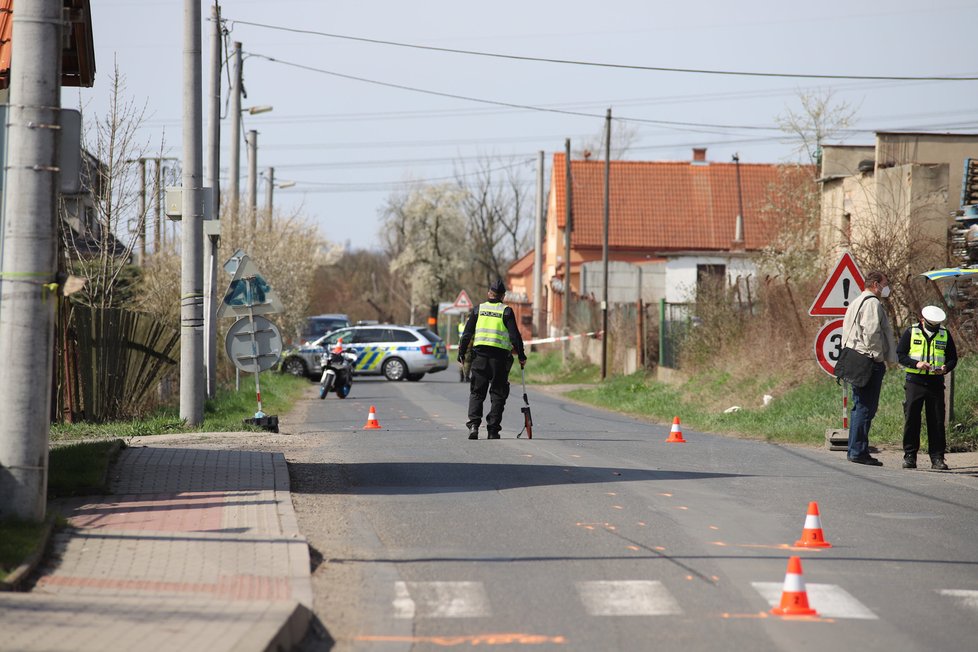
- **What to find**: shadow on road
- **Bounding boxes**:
[288,461,748,495]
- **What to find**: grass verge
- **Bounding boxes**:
[50,371,309,443]
[565,355,978,451]
[0,519,48,585]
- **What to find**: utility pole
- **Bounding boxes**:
[562,138,572,363]
[601,109,611,380]
[246,129,257,231]
[204,2,222,399]
[733,153,745,247]
[228,41,242,227]
[265,166,274,228]
[154,159,162,252]
[0,0,63,521]
[532,151,544,339]
[180,0,205,426]
[139,158,147,263]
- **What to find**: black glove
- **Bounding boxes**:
[519,357,527,369]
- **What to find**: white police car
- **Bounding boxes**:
[279,324,448,381]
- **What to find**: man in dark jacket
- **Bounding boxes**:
[896,305,957,470]
[457,279,527,440]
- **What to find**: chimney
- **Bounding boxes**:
[692,147,707,162]
[731,214,745,251]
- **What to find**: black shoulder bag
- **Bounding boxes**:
[833,295,878,388]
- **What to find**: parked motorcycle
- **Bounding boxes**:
[319,342,358,400]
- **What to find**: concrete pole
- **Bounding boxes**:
[562,138,572,362]
[180,0,204,426]
[246,129,257,232]
[531,151,544,339]
[204,2,222,399]
[265,166,274,228]
[601,108,611,380]
[0,0,63,521]
[153,159,162,252]
[139,158,147,263]
[229,41,242,228]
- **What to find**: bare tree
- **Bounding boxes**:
[574,118,639,160]
[455,156,533,287]
[64,61,157,309]
[775,89,858,167]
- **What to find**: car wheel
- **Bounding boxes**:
[281,357,307,377]
[406,373,424,382]
[382,357,407,381]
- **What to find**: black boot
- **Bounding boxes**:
[902,454,917,469]
[467,427,478,440]
[931,456,949,471]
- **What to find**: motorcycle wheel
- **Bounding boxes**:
[336,383,351,398]
[319,375,334,400]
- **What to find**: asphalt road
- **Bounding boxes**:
[282,371,978,652]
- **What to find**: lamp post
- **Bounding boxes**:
[263,166,295,229]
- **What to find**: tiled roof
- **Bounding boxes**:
[551,153,812,252]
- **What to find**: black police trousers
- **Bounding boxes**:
[466,353,514,435]
[902,378,946,457]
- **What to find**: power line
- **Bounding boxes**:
[231,18,978,81]
[244,51,784,132]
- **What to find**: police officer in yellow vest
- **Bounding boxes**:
[896,305,957,470]
[457,278,526,440]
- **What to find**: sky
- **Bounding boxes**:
[70,0,978,252]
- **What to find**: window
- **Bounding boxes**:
[352,328,387,344]
[417,328,442,343]
[696,264,726,298]
[388,329,416,343]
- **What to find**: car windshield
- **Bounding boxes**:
[308,318,348,338]
[417,328,441,343]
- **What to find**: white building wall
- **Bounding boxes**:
[664,255,758,303]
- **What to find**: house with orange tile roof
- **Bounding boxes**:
[506,148,813,339]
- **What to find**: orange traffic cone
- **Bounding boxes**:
[363,405,381,430]
[771,556,818,617]
[794,501,832,548]
[665,416,686,443]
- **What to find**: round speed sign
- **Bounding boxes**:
[814,318,845,377]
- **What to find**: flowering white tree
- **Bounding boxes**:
[383,184,468,317]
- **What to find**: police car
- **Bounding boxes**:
[279,324,449,381]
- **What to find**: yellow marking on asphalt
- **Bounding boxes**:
[521,454,533,458]
[729,543,823,552]
[626,545,640,551]
[356,633,568,645]
[711,576,720,582]
[570,454,581,458]
[686,575,694,581]
[654,546,665,551]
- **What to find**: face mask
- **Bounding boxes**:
[880,285,891,299]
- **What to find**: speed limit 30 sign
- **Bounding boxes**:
[814,318,844,377]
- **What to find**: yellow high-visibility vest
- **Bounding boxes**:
[473,302,510,350]
[906,325,947,375]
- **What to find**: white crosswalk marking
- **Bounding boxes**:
[577,580,683,616]
[939,589,978,611]
[752,582,878,619]
[393,581,491,619]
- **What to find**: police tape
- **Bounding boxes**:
[448,331,601,351]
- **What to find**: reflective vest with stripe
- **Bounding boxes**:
[906,325,947,375]
[473,302,510,350]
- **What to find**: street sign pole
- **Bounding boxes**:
[246,277,265,419]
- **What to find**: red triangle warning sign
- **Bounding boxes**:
[809,252,866,316]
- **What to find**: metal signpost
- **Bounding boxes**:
[218,251,283,432]
[810,253,866,450]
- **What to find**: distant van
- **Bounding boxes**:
[299,314,350,344]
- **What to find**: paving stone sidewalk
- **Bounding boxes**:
[0,445,312,652]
